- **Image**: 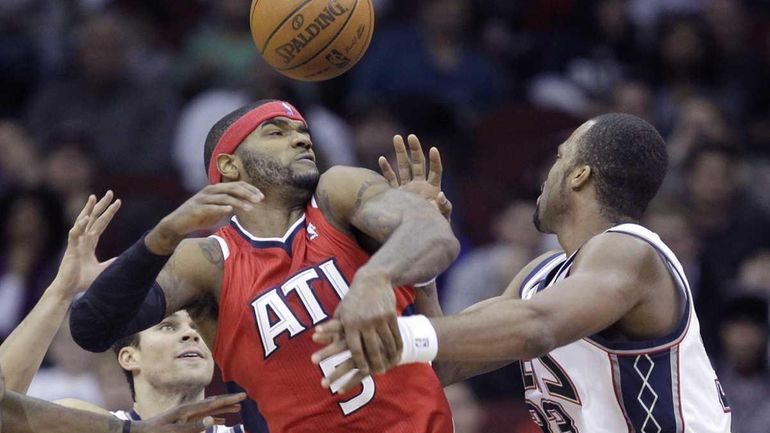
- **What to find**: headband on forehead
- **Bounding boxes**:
[207,100,307,184]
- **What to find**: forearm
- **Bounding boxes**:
[0,285,72,393]
[413,281,443,318]
[431,298,554,362]
[361,215,458,287]
[2,390,123,433]
[70,236,170,352]
[434,360,512,387]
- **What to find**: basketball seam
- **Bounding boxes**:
[277,0,360,72]
[260,0,315,55]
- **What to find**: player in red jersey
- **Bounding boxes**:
[69,99,459,433]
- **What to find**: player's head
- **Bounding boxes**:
[112,310,214,401]
[204,100,318,194]
[534,113,667,233]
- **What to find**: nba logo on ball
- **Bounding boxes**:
[250,0,375,81]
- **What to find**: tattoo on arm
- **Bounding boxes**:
[352,180,383,214]
[197,239,224,270]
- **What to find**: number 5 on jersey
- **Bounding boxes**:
[319,350,375,415]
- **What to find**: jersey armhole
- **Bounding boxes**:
[208,235,230,260]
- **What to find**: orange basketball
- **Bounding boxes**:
[250,0,374,81]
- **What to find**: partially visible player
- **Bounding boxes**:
[0,361,245,433]
[70,100,459,433]
[315,113,732,433]
[0,192,242,433]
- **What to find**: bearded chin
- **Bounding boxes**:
[292,170,320,191]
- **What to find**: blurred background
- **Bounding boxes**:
[2,0,770,431]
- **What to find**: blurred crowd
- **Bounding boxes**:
[2,0,770,432]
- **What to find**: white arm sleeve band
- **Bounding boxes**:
[397,315,438,365]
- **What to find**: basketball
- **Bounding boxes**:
[250,0,374,81]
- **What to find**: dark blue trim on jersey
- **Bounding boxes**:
[128,409,141,421]
[229,218,305,257]
[614,351,683,433]
[402,303,417,316]
[518,252,565,298]
[585,230,691,352]
[226,381,270,433]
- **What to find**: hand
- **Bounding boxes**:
[311,320,381,393]
[133,392,246,433]
[52,191,121,298]
[332,271,401,377]
[379,134,452,221]
[146,182,263,255]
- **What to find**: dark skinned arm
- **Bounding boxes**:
[315,164,459,376]
[430,233,663,362]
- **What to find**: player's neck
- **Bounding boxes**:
[556,204,616,256]
[234,196,307,239]
[132,382,205,419]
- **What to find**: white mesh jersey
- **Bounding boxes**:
[111,409,244,433]
[518,224,731,433]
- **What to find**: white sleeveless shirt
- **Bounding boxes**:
[518,224,731,433]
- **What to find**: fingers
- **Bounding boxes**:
[343,329,371,377]
[335,370,370,394]
[393,135,412,185]
[311,339,348,365]
[68,210,90,241]
[90,199,121,236]
[74,194,97,224]
[174,393,246,420]
[320,357,356,388]
[204,193,256,212]
[361,328,386,373]
[426,147,443,189]
[436,192,453,222]
[86,191,114,231]
[171,416,215,433]
[376,319,400,368]
[387,316,403,364]
[207,181,264,203]
[407,134,426,179]
[378,156,399,187]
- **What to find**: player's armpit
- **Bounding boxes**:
[156,238,223,316]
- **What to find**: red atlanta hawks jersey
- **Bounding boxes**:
[210,197,453,433]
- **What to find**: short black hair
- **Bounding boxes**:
[111,333,141,401]
[203,99,277,173]
[575,113,668,221]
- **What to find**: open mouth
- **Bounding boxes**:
[177,350,204,359]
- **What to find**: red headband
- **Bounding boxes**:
[208,100,307,184]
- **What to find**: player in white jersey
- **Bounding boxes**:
[314,113,732,433]
[0,192,243,433]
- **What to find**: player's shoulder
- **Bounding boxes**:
[316,165,389,222]
[571,230,662,281]
[502,249,564,298]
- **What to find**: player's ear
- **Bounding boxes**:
[217,153,241,182]
[118,346,141,372]
[570,165,592,190]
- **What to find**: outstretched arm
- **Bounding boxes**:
[1,378,246,433]
[0,192,120,392]
[70,182,262,352]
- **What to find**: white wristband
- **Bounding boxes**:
[397,315,438,365]
[413,277,437,288]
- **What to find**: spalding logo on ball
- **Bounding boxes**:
[251,0,374,81]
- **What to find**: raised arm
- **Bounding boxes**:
[0,192,120,392]
[70,182,263,352]
[315,136,459,375]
